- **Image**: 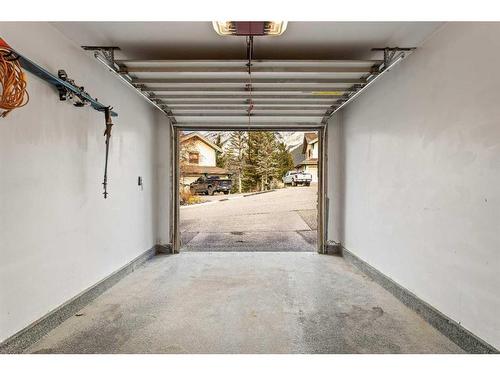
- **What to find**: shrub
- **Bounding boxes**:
[180,188,203,205]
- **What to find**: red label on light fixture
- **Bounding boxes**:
[235,22,266,36]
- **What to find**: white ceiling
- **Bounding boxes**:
[51,22,442,60]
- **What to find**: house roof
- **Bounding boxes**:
[302,132,318,153]
[292,140,319,167]
[180,132,222,152]
[182,165,230,176]
[304,132,318,144]
[290,144,305,168]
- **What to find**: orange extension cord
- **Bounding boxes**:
[0,46,29,118]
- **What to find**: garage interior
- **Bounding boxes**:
[0,21,499,354]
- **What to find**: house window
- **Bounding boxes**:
[308,149,312,158]
[189,152,199,164]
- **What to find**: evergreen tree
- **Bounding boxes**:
[255,132,279,191]
[243,131,279,191]
[225,131,247,193]
[274,141,295,180]
[242,131,261,191]
[214,134,227,168]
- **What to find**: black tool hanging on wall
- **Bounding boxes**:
[102,107,114,199]
[2,40,118,199]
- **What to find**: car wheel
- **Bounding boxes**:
[223,191,229,195]
[207,186,214,196]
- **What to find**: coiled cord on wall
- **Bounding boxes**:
[0,47,29,118]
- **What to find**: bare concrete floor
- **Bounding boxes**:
[25,252,463,354]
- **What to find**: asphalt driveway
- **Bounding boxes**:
[180,185,318,252]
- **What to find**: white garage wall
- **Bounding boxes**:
[328,23,500,349]
[0,22,170,342]
[326,112,343,244]
[155,114,171,246]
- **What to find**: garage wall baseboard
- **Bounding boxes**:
[156,243,173,253]
[325,240,342,255]
[341,247,498,354]
[0,245,166,354]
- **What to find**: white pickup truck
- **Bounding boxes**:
[282,171,312,186]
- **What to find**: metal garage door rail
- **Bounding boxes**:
[83,46,414,129]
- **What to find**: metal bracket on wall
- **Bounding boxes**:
[82,46,120,67]
[10,47,117,117]
[83,46,177,124]
[6,45,119,198]
[322,46,416,123]
[373,47,416,70]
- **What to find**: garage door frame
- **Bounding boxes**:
[84,50,414,254]
[170,124,328,254]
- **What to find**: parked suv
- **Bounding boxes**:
[282,171,312,186]
[190,175,232,195]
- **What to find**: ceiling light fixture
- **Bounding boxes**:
[212,21,288,36]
